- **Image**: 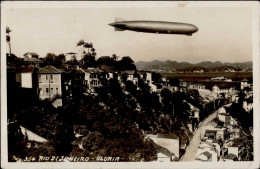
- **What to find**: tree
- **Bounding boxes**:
[112,54,119,61]
[6,27,12,56]
[44,53,56,65]
[66,55,79,66]
[97,56,114,67]
[84,43,93,53]
[118,56,136,70]
[152,72,162,83]
[53,54,66,67]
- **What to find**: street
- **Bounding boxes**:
[180,109,218,161]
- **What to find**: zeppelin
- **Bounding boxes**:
[109,18,199,36]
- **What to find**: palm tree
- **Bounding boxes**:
[77,39,85,59]
[84,43,93,53]
[6,27,12,56]
[112,54,119,61]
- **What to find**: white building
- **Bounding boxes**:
[82,68,102,89]
[38,65,63,107]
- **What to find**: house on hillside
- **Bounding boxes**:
[82,68,103,90]
[196,141,218,161]
[38,65,63,107]
[121,70,136,82]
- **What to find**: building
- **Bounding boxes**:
[147,134,180,160]
[179,79,188,88]
[240,79,250,90]
[121,70,136,82]
[82,68,103,90]
[156,148,178,162]
[23,52,39,59]
[138,71,152,85]
[196,141,218,161]
[7,66,39,108]
[65,52,77,61]
[196,151,212,161]
[223,153,238,161]
[38,65,63,107]
[211,77,232,82]
[188,84,206,90]
[217,113,231,126]
[212,85,236,95]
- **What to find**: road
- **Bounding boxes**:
[180,103,232,161]
[180,109,218,161]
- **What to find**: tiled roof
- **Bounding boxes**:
[202,151,212,159]
[121,70,135,75]
[158,147,175,158]
[21,66,35,73]
[137,70,151,75]
[24,52,39,56]
[224,153,237,160]
[24,57,43,62]
[60,68,85,74]
[82,68,103,73]
[38,65,62,74]
[203,81,240,90]
[241,78,249,82]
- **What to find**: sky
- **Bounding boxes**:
[4,3,253,63]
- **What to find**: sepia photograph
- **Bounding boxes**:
[1,1,259,169]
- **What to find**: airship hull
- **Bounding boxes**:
[109,20,198,35]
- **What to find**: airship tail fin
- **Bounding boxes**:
[115,27,125,31]
[115,17,125,22]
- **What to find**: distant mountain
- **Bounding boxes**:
[135,60,252,72]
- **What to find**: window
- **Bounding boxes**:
[51,88,53,94]
[46,75,48,80]
[39,88,42,94]
[56,88,58,94]
[46,88,49,93]
[50,75,53,82]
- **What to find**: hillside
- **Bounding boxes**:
[136,60,252,72]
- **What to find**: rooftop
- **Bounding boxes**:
[224,153,237,160]
[24,52,39,56]
[24,57,43,63]
[38,65,62,74]
[82,68,103,73]
[157,134,179,140]
[121,70,135,75]
[202,151,212,159]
